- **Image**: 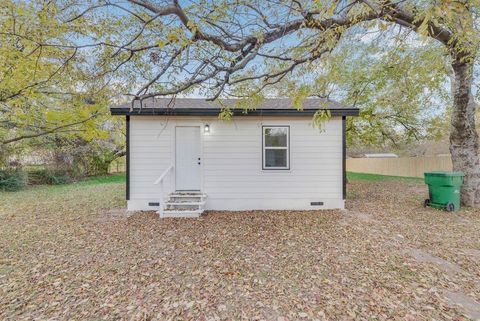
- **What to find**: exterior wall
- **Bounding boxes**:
[128,115,344,211]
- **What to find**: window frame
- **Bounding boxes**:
[262,125,290,170]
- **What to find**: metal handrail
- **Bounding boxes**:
[153,165,174,218]
[154,165,173,185]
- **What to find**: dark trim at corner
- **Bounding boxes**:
[111,107,359,117]
[342,116,346,200]
[126,115,130,201]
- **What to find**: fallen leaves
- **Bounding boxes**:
[0,179,479,320]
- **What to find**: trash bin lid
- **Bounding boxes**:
[424,171,464,177]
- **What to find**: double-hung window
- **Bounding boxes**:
[262,126,290,170]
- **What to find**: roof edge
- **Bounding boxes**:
[110,107,360,117]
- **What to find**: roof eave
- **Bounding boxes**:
[110,107,360,117]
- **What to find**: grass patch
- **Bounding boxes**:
[0,173,126,199]
[79,173,126,186]
[347,172,423,183]
[0,173,126,219]
[35,173,126,195]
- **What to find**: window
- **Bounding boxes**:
[262,126,289,170]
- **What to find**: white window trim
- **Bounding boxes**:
[262,126,290,170]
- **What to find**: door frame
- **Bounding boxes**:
[172,124,204,192]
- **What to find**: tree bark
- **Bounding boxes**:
[449,60,480,207]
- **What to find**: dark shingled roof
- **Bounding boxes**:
[110,97,359,117]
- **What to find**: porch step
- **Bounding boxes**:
[162,209,203,218]
[169,193,207,201]
[158,192,207,218]
[169,192,207,197]
[165,202,205,211]
[166,201,206,206]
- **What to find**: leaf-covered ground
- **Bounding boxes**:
[0,175,479,320]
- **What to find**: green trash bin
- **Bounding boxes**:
[424,171,464,212]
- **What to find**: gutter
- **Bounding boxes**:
[110,107,360,117]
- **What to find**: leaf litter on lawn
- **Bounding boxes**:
[0,179,479,320]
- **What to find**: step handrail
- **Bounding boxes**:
[153,165,174,218]
[154,165,174,185]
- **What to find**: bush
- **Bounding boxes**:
[0,170,27,191]
[27,169,73,185]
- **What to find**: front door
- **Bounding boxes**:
[175,126,201,190]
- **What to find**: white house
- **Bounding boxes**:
[111,98,359,217]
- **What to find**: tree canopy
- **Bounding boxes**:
[0,1,120,164]
[2,0,474,149]
[55,0,478,96]
[52,0,476,147]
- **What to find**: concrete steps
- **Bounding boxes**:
[159,192,206,218]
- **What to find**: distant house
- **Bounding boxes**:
[110,98,359,217]
[364,153,399,158]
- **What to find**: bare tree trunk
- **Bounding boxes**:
[450,60,480,207]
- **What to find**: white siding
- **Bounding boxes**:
[128,116,344,211]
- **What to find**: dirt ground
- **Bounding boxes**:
[0,178,479,320]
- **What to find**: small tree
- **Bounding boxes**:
[0,1,125,173]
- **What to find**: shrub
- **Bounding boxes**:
[27,169,73,185]
[0,170,27,191]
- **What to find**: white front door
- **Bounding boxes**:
[175,126,201,190]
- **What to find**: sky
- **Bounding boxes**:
[61,0,472,118]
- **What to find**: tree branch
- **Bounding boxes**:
[1,112,100,145]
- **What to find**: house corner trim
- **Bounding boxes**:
[126,115,130,201]
[342,116,346,200]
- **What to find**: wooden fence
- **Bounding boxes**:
[346,155,453,178]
